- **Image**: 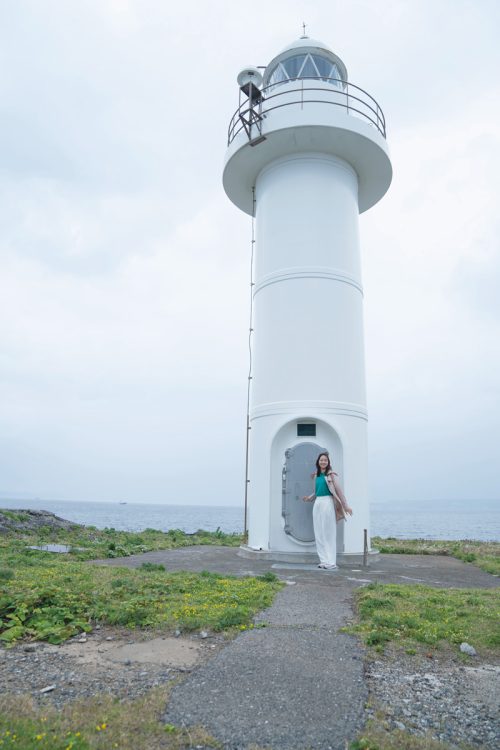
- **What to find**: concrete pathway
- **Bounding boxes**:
[165,577,365,750]
[92,549,498,750]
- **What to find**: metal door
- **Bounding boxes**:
[282,442,326,542]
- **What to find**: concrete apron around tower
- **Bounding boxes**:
[238,544,379,566]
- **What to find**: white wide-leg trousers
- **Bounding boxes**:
[313,495,337,566]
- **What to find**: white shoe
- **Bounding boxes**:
[323,564,338,570]
[317,563,326,568]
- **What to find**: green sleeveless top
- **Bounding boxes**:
[315,473,331,496]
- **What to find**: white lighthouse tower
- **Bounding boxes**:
[223,35,392,564]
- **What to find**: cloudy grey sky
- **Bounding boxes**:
[0,0,498,506]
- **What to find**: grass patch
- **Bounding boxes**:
[350,724,475,750]
[0,519,244,562]
[140,562,166,572]
[371,537,500,576]
[0,535,282,645]
[0,510,31,523]
[346,582,499,655]
[0,689,221,749]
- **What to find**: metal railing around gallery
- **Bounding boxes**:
[228,77,387,145]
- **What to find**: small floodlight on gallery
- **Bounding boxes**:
[237,67,263,100]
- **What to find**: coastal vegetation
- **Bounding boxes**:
[348,582,499,656]
[0,510,245,561]
[349,540,500,660]
[0,552,279,645]
[371,537,500,576]
[0,689,219,750]
[0,521,277,645]
[350,729,475,750]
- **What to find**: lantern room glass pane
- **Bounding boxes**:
[312,55,333,78]
[331,63,341,81]
[268,63,288,86]
[300,57,318,78]
[283,54,306,78]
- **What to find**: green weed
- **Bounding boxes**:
[350,728,466,750]
[0,689,221,750]
[347,582,499,655]
[257,571,278,583]
[0,511,31,523]
[0,517,244,564]
[0,535,282,645]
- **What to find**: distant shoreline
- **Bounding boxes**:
[1,495,499,506]
[1,498,499,543]
[1,508,499,546]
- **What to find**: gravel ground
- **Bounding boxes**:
[2,626,498,750]
[0,626,223,710]
[1,630,499,749]
[365,649,500,749]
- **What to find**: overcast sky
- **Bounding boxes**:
[0,0,499,506]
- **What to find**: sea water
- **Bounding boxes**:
[0,497,498,541]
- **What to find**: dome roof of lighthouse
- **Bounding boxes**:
[276,36,334,55]
[263,36,348,88]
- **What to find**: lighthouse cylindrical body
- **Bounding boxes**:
[223,38,392,563]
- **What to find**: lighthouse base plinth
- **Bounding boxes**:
[238,545,379,567]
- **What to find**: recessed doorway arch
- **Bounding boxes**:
[269,417,345,553]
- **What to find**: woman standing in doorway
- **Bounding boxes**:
[303,452,353,569]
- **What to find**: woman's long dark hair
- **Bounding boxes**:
[315,452,332,476]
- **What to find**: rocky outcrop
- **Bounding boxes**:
[0,509,81,534]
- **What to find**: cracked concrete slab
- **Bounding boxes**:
[49,634,203,668]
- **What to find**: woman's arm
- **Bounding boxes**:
[332,475,353,515]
